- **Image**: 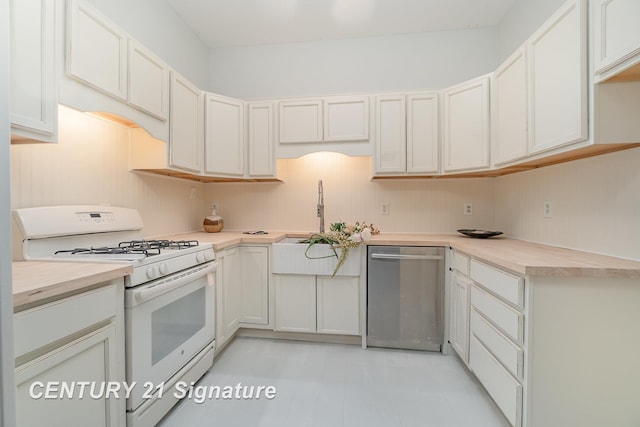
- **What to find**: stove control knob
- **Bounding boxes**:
[146,266,158,279]
[196,253,205,263]
[159,263,170,275]
[204,251,214,261]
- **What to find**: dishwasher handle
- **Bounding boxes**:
[370,253,443,261]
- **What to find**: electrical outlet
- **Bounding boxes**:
[381,202,390,215]
[544,201,553,218]
[464,203,473,216]
[189,187,197,200]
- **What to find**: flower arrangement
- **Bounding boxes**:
[304,221,380,276]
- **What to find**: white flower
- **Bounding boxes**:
[349,233,362,243]
[361,227,372,241]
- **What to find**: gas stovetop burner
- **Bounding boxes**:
[118,239,200,251]
[55,246,161,257]
[54,240,200,258]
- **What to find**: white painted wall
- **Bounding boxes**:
[494,147,640,260]
[10,106,209,252]
[497,0,566,61]
[0,0,16,423]
[208,28,499,99]
[85,0,211,88]
[205,152,495,233]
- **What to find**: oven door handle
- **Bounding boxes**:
[133,262,216,305]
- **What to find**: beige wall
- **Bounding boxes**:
[11,106,640,262]
[205,152,496,233]
[10,106,208,245]
[494,147,640,260]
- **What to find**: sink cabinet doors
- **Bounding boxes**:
[274,274,360,336]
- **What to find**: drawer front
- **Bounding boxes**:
[471,309,523,380]
[470,260,524,308]
[470,335,522,427]
[471,285,524,345]
[14,283,118,359]
[452,251,470,276]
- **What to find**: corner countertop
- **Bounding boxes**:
[13,261,132,311]
[160,230,640,279]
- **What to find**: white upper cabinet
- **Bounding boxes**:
[10,0,57,143]
[324,96,369,142]
[204,93,245,177]
[67,0,127,101]
[374,95,407,174]
[279,99,323,144]
[169,71,203,174]
[407,93,439,174]
[374,93,440,176]
[492,47,528,166]
[248,102,277,178]
[527,0,587,155]
[128,39,169,121]
[443,75,491,173]
[592,0,640,79]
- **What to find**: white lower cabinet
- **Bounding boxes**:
[16,324,119,426]
[449,272,470,363]
[274,274,360,335]
[450,250,526,427]
[469,335,523,427]
[239,246,269,325]
[14,280,125,427]
[216,246,270,349]
[316,276,360,335]
[274,275,317,333]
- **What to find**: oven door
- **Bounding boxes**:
[125,261,216,411]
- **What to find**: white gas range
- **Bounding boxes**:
[14,205,217,427]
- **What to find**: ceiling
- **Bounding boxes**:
[166,0,518,48]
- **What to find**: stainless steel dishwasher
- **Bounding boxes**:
[367,246,445,352]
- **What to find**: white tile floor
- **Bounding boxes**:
[159,337,510,427]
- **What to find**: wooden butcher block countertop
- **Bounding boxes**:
[161,231,640,279]
[13,261,132,311]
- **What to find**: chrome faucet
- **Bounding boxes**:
[317,180,325,233]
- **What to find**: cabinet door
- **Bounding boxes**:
[374,95,406,174]
[67,0,127,100]
[324,96,369,142]
[16,324,123,427]
[10,0,57,142]
[248,103,276,178]
[204,94,245,176]
[221,248,242,336]
[528,0,587,154]
[169,71,203,173]
[493,47,528,166]
[593,0,640,75]
[273,275,316,333]
[450,273,470,363]
[240,246,269,325]
[278,100,323,144]
[128,39,169,120]
[443,76,490,173]
[407,93,439,174]
[316,276,359,335]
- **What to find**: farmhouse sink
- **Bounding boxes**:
[272,237,362,276]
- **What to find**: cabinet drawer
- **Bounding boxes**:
[14,283,118,359]
[470,335,522,427]
[471,285,524,345]
[452,251,470,276]
[470,260,524,308]
[471,309,523,380]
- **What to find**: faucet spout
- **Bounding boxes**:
[317,180,325,233]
